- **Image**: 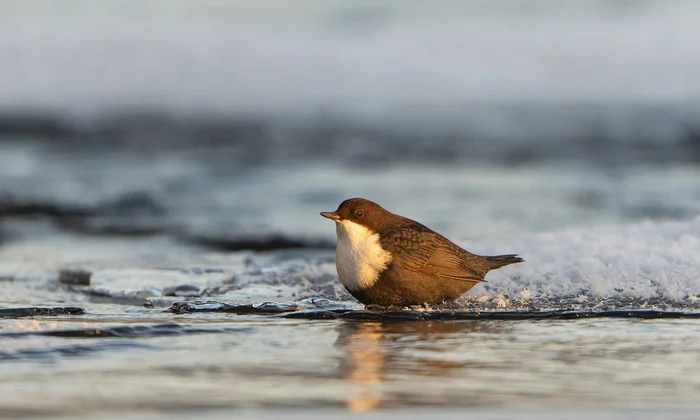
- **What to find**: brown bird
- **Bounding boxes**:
[320,198,523,307]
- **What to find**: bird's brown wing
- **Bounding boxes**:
[379,223,485,283]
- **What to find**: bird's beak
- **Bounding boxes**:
[320,211,340,221]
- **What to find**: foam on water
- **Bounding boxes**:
[461,216,700,308]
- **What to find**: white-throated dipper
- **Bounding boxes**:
[320,198,523,307]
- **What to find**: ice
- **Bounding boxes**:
[456,216,700,308]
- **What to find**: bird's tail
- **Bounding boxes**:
[484,254,524,271]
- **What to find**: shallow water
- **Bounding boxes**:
[3,313,700,416]
[2,236,700,417]
[2,154,700,419]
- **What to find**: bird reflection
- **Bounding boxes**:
[334,320,508,411]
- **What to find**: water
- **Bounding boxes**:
[3,316,700,416]
[2,221,700,417]
[2,0,700,418]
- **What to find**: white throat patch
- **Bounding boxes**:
[334,219,392,291]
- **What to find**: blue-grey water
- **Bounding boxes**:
[1,1,700,418]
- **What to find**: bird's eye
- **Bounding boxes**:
[355,210,364,218]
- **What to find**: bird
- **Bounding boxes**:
[320,198,523,307]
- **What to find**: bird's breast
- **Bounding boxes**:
[335,220,392,291]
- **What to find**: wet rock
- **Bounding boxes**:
[160,296,700,320]
[168,300,299,315]
[186,234,334,252]
[143,297,185,309]
[58,269,92,286]
[164,302,700,321]
[282,310,345,320]
[200,283,240,296]
[162,284,202,297]
[0,200,91,219]
[0,307,85,318]
[73,287,157,305]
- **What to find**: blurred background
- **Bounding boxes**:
[1,0,699,251]
[2,1,700,417]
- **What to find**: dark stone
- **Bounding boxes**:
[162,285,202,297]
[168,301,299,315]
[164,301,700,321]
[58,269,92,286]
[282,310,343,320]
[0,307,85,318]
[186,235,334,252]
